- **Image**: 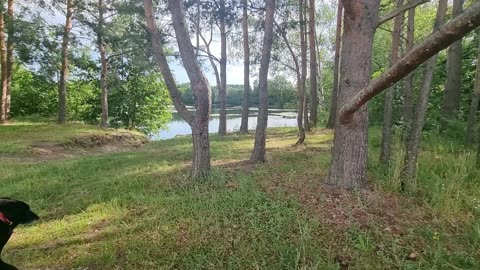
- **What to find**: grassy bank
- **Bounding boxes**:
[0,122,479,269]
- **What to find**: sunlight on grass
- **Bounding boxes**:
[1,123,479,269]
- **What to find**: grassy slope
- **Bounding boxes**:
[0,123,479,269]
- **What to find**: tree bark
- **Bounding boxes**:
[5,0,12,120]
[0,1,7,124]
[250,0,275,163]
[98,0,108,128]
[300,0,309,132]
[338,0,480,124]
[401,0,448,187]
[440,0,464,131]
[380,0,404,166]
[143,0,194,125]
[168,0,212,178]
[308,0,318,127]
[466,32,480,145]
[403,7,415,129]
[145,0,211,178]
[327,1,342,129]
[327,0,380,189]
[275,21,304,145]
[218,0,227,136]
[58,0,73,124]
[239,0,250,134]
[199,32,222,109]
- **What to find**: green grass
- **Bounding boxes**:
[0,122,479,269]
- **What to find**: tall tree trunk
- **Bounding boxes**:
[440,0,464,130]
[199,31,221,108]
[296,77,305,144]
[218,0,227,136]
[327,1,343,129]
[58,0,73,124]
[403,7,415,130]
[98,0,108,128]
[250,0,275,163]
[379,0,404,166]
[144,0,211,178]
[195,0,200,58]
[338,1,480,123]
[316,40,324,106]
[308,0,318,127]
[300,0,309,132]
[5,0,12,120]
[466,32,480,145]
[169,0,212,178]
[239,0,250,134]
[275,21,304,145]
[0,1,7,124]
[401,0,448,188]
[327,0,380,189]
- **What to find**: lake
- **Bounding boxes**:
[152,107,298,140]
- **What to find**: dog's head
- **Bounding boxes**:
[0,197,39,226]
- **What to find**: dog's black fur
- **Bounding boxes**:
[0,197,39,270]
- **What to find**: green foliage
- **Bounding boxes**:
[10,65,57,117]
[109,71,172,133]
[267,76,297,109]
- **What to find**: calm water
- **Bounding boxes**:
[152,107,298,140]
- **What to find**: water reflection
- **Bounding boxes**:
[152,108,298,140]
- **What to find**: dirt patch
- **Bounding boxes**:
[265,173,429,236]
[28,132,148,160]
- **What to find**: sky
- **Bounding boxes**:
[41,2,247,87]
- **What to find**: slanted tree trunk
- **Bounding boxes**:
[401,0,447,188]
[440,0,464,130]
[169,0,212,178]
[403,7,415,129]
[199,30,221,108]
[331,0,480,188]
[98,0,108,128]
[338,0,480,124]
[466,32,480,145]
[195,0,200,58]
[58,0,73,124]
[239,0,250,134]
[316,39,324,106]
[5,0,12,120]
[144,0,211,178]
[0,1,7,124]
[218,0,227,136]
[327,1,343,129]
[300,0,309,132]
[308,0,318,127]
[379,0,404,166]
[250,0,275,163]
[327,0,380,189]
[275,20,304,145]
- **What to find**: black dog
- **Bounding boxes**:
[0,197,39,270]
